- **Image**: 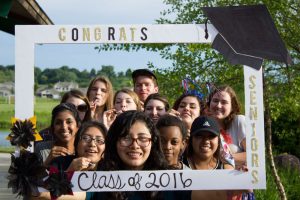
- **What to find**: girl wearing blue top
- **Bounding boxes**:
[88,111,190,200]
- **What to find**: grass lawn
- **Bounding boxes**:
[34,98,60,129]
[0,146,14,153]
[0,97,59,130]
[254,164,300,200]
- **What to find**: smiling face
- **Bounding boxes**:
[114,92,137,112]
[88,80,108,108]
[144,99,167,124]
[77,126,105,164]
[209,91,232,121]
[134,76,158,102]
[159,126,185,166]
[192,132,219,161]
[177,96,201,127]
[116,121,152,170]
[53,110,79,144]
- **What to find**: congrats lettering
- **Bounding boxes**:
[58,26,148,42]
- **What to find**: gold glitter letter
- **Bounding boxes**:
[251,170,259,184]
[94,28,101,41]
[119,27,127,41]
[249,75,256,89]
[58,28,66,41]
[250,106,258,120]
[83,28,91,41]
[250,91,257,105]
[251,138,258,151]
[251,123,256,137]
[130,27,136,41]
[252,153,259,167]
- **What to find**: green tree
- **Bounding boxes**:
[158,2,299,199]
[0,65,14,83]
[125,68,132,77]
[57,69,77,82]
[90,68,96,78]
[38,74,48,84]
[117,71,124,77]
[97,65,116,79]
[95,1,300,199]
[34,67,41,90]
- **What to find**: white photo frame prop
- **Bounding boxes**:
[15,24,266,190]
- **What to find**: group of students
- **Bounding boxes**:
[33,69,250,200]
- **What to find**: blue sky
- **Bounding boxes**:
[0,0,173,72]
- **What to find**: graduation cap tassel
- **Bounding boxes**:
[204,18,209,39]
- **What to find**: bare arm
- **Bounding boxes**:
[31,192,86,200]
[232,138,247,167]
[44,146,70,167]
[224,163,234,170]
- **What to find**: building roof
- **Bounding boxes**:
[0,0,53,35]
[0,82,14,90]
[54,81,79,87]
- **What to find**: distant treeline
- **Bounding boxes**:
[0,65,133,91]
[0,65,14,83]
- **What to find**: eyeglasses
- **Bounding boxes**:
[77,104,88,112]
[119,136,152,147]
[80,134,105,145]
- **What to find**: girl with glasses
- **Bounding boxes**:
[88,111,190,200]
[36,89,91,145]
[51,120,107,172]
[34,121,107,200]
[61,89,92,122]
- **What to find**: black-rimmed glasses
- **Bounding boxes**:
[80,134,105,145]
[119,136,152,147]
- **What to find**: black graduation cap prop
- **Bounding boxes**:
[202,4,292,70]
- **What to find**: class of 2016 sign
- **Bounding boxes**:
[15,25,266,191]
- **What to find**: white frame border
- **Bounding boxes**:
[15,24,266,191]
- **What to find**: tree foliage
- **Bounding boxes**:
[95,0,300,157]
[0,65,14,82]
[164,0,300,157]
[0,65,132,92]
